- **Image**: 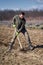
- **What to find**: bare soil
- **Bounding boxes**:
[0,25,43,65]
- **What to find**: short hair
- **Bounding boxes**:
[20,12,25,15]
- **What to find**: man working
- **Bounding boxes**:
[8,12,34,51]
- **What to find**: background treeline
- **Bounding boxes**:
[0,9,43,20]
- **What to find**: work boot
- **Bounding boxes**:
[28,45,34,50]
[7,43,13,52]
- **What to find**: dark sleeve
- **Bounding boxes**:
[13,19,16,24]
[17,18,26,33]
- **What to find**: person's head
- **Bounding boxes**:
[19,12,25,19]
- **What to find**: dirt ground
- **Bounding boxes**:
[0,25,43,65]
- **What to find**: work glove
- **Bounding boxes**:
[13,24,16,28]
[16,32,19,36]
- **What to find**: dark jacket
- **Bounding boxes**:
[13,15,26,32]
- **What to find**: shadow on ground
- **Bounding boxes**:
[0,41,43,51]
[34,44,43,49]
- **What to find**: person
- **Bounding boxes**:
[8,12,34,51]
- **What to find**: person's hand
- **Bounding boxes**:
[13,25,16,28]
[16,32,19,36]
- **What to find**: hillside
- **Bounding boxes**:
[0,10,43,20]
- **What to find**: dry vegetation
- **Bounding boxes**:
[0,25,43,65]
